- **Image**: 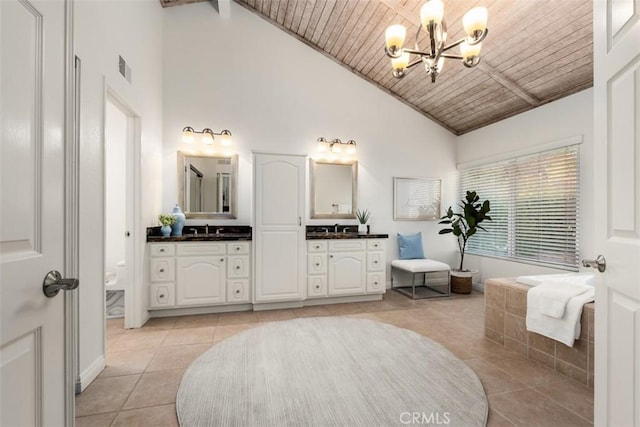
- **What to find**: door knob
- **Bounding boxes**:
[582,255,606,273]
[42,270,79,298]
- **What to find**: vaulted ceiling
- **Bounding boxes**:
[161,0,593,135]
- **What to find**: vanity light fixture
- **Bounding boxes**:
[182,126,233,147]
[316,137,357,155]
[384,0,488,83]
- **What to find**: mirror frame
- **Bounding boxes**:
[177,151,238,219]
[310,159,358,219]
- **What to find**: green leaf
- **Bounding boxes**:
[438,229,453,234]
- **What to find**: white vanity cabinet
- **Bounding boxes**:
[148,241,251,309]
[306,239,386,298]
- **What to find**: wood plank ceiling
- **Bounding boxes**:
[161,0,593,135]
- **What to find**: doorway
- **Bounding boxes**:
[104,91,139,331]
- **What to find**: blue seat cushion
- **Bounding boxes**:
[397,232,425,260]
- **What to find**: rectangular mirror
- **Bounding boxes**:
[177,152,238,219]
[310,159,358,219]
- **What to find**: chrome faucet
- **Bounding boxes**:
[334,224,339,233]
[216,228,224,235]
[188,228,198,235]
[205,224,209,234]
[320,227,329,234]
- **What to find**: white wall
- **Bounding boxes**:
[456,89,595,283]
[75,0,163,388]
[162,2,459,268]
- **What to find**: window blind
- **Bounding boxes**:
[459,144,580,271]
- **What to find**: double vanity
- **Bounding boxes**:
[146,225,388,314]
[146,152,388,316]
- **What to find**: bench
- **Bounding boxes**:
[390,259,451,299]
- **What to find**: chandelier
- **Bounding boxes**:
[384,0,488,83]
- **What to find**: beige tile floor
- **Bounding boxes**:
[76,291,593,426]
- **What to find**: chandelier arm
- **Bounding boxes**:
[402,48,433,57]
[405,59,424,69]
[441,38,468,53]
[441,54,463,59]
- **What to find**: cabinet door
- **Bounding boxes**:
[367,252,385,272]
[254,154,306,302]
[307,276,327,298]
[227,255,250,279]
[307,253,327,275]
[150,258,175,282]
[149,283,175,308]
[366,272,385,293]
[176,256,226,306]
[328,252,366,296]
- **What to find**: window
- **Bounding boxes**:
[459,144,580,271]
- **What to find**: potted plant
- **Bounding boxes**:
[438,191,491,293]
[355,209,371,233]
[158,214,177,237]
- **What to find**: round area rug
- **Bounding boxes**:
[176,317,488,427]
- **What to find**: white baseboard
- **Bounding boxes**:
[77,355,105,393]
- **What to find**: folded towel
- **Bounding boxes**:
[526,286,595,347]
[531,280,593,318]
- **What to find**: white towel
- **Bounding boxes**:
[526,286,595,347]
[531,280,593,318]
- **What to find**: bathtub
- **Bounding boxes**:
[515,273,594,287]
[484,276,595,387]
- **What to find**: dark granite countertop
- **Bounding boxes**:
[305,225,388,240]
[146,225,252,242]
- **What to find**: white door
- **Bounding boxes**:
[1,0,71,425]
[328,253,366,296]
[593,1,640,425]
[254,154,305,303]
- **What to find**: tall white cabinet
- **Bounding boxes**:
[253,154,306,303]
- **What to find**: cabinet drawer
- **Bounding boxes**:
[366,240,385,251]
[177,243,226,256]
[307,276,327,298]
[307,241,328,252]
[227,279,249,303]
[328,240,366,252]
[307,253,327,275]
[367,252,385,272]
[150,258,175,282]
[227,255,250,278]
[227,242,250,255]
[367,272,385,293]
[149,283,175,308]
[150,244,175,257]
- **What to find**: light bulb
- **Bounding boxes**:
[385,25,406,54]
[346,141,357,154]
[331,143,342,154]
[420,0,444,28]
[182,127,195,144]
[463,7,488,38]
[391,52,410,73]
[460,42,482,60]
[201,129,214,145]
[219,130,232,146]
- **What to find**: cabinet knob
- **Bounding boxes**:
[374,282,378,285]
[329,255,333,258]
[235,289,240,294]
[315,245,320,249]
[235,247,240,251]
[373,244,378,247]
[160,248,165,252]
[236,265,241,270]
[315,285,320,289]
[315,263,319,266]
[159,294,165,298]
[220,258,225,262]
[159,268,165,273]
[374,261,378,264]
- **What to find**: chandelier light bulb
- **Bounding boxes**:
[463,7,488,38]
[385,25,406,55]
[420,0,444,29]
[460,42,482,60]
[392,52,410,73]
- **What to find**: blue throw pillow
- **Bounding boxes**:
[397,232,425,259]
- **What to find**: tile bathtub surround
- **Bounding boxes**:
[77,292,593,426]
[485,278,595,387]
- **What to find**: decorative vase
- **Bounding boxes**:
[358,224,366,233]
[171,204,186,236]
[160,225,171,237]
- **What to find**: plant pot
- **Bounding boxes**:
[358,224,366,233]
[450,270,476,294]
